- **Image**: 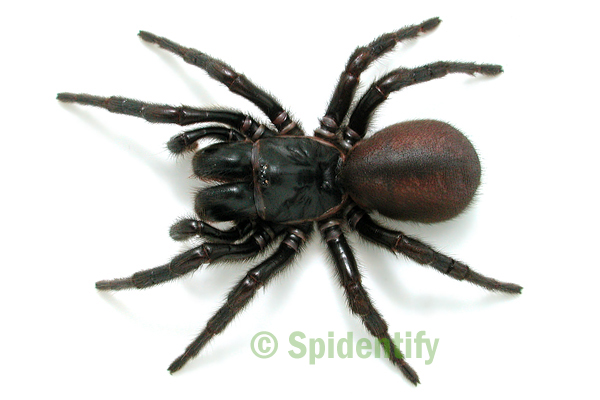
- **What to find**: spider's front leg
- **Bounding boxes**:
[168,225,311,373]
[96,224,282,290]
[318,219,420,385]
[56,93,277,144]
[346,206,522,294]
[138,31,303,136]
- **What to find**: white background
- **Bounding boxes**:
[2,0,599,398]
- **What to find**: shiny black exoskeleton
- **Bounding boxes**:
[57,18,522,385]
[193,136,345,224]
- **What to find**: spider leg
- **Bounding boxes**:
[316,17,440,141]
[319,219,420,385]
[56,93,276,141]
[346,206,522,294]
[96,224,283,290]
[341,61,503,148]
[167,126,245,154]
[169,219,254,242]
[138,31,303,136]
[168,225,311,373]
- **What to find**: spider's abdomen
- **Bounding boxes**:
[340,120,481,223]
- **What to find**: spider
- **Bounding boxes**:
[57,17,522,385]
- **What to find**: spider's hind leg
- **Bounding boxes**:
[319,219,420,385]
[342,61,502,148]
[316,17,441,142]
[347,206,522,294]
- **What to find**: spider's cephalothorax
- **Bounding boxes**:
[58,18,521,385]
[192,136,347,223]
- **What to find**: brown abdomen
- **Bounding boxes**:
[339,120,481,223]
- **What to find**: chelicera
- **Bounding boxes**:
[57,17,522,385]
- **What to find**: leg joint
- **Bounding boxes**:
[446,260,470,280]
[344,282,370,316]
[227,275,261,311]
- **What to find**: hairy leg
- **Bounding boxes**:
[342,61,502,148]
[319,219,420,385]
[138,31,302,135]
[168,226,311,373]
[347,206,522,293]
[96,224,283,290]
[167,126,245,154]
[316,17,440,141]
[57,93,276,141]
[169,219,254,242]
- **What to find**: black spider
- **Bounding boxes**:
[57,17,522,385]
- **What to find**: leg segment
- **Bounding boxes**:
[319,219,420,385]
[316,17,440,141]
[138,31,302,136]
[342,61,503,148]
[347,206,522,294]
[167,126,245,154]
[95,224,282,290]
[169,219,254,242]
[168,226,311,373]
[57,93,276,140]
